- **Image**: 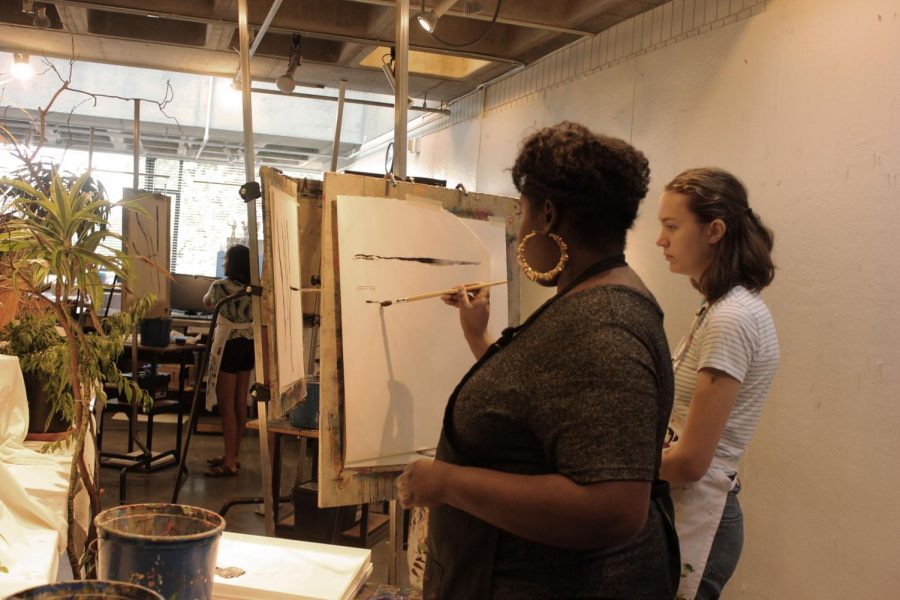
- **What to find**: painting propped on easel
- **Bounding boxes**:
[260,167,310,418]
[337,195,503,468]
[319,172,519,508]
[121,191,170,317]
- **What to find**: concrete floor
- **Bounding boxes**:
[96,413,408,589]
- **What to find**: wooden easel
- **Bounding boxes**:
[317,172,520,582]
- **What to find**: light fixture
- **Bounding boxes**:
[11,53,33,80]
[417,0,458,34]
[230,71,242,90]
[464,0,484,15]
[33,5,51,28]
[276,34,302,94]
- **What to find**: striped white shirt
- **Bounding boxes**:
[671,286,780,463]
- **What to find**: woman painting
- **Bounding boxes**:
[397,122,679,599]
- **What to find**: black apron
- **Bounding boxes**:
[423,256,680,599]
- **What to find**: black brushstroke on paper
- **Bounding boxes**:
[353,253,480,266]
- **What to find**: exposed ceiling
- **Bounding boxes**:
[0,1,666,171]
[0,0,667,102]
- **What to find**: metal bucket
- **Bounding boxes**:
[95,503,225,600]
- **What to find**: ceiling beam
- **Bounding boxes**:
[347,0,593,37]
[44,0,524,65]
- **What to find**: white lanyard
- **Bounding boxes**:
[672,302,710,373]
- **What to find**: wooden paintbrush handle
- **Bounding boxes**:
[403,279,508,303]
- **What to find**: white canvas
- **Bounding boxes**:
[337,195,501,467]
[271,186,306,394]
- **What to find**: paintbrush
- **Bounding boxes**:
[367,279,508,307]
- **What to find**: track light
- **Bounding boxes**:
[276,34,302,93]
[464,0,484,15]
[416,0,458,34]
[11,53,33,80]
[33,5,51,28]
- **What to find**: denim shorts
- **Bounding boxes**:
[696,481,743,600]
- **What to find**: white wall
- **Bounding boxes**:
[347,0,900,597]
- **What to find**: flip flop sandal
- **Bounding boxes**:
[206,456,241,468]
[204,464,239,478]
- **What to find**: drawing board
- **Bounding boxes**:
[319,172,519,507]
[337,195,496,467]
[121,191,170,317]
[260,168,314,418]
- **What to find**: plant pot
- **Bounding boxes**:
[95,503,225,600]
[5,579,163,599]
[24,370,68,434]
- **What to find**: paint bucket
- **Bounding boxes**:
[289,380,319,429]
[5,579,163,599]
[140,318,172,348]
[95,503,225,600]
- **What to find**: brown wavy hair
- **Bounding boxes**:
[665,168,775,303]
[511,121,650,250]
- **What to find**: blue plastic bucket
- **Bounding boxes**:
[95,503,225,600]
[290,381,319,429]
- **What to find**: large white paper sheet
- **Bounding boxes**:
[337,196,499,467]
[271,187,306,394]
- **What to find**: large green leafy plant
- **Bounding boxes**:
[0,169,154,577]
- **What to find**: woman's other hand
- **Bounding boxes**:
[396,459,449,509]
[442,284,492,359]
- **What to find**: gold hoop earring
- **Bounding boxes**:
[517,231,569,283]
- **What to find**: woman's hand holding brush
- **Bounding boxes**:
[442,283,493,360]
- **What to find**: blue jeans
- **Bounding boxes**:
[696,481,743,600]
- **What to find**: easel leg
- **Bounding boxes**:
[388,500,405,585]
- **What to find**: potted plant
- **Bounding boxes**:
[0,168,154,577]
[0,162,116,435]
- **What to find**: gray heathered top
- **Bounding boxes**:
[450,285,676,599]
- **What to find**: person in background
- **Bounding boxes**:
[396,121,680,599]
[203,244,254,477]
[656,168,779,599]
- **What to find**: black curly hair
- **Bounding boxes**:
[511,121,650,250]
[224,244,251,285]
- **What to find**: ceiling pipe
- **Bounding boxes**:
[249,86,450,115]
[194,76,215,159]
[233,0,284,92]
[249,0,284,58]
